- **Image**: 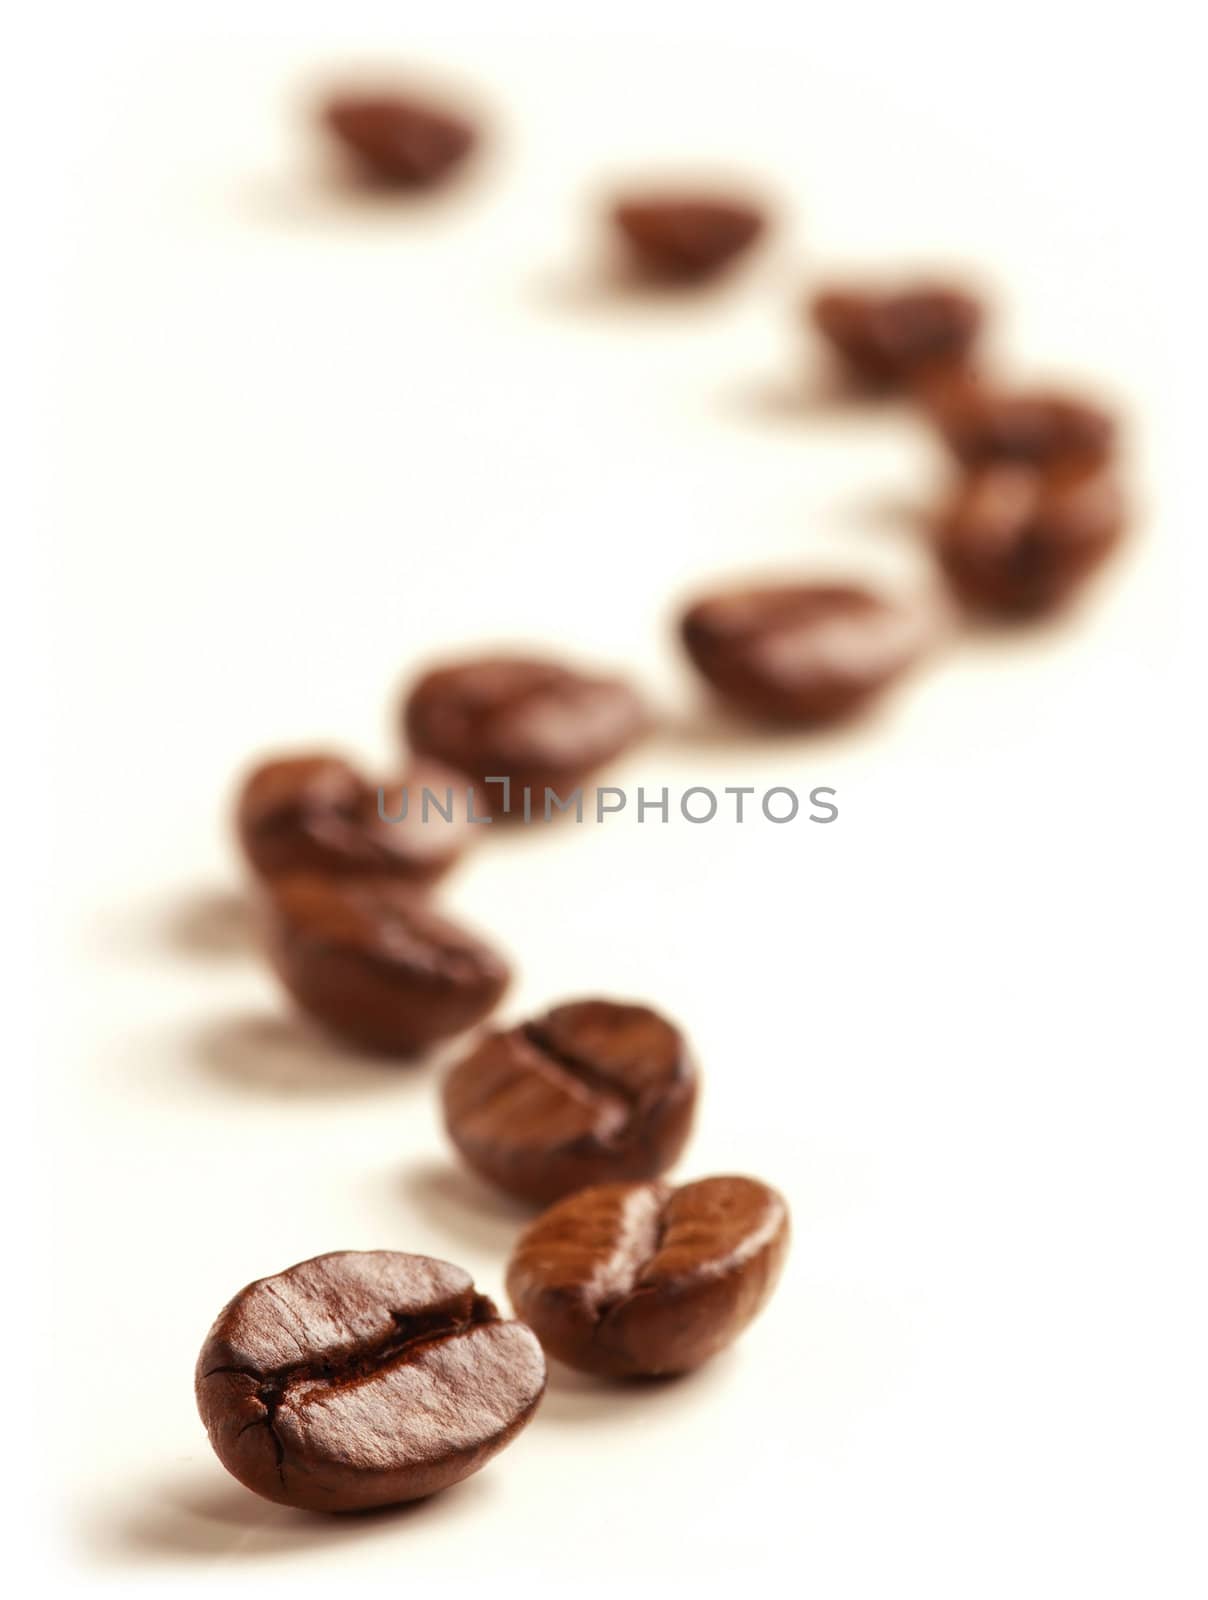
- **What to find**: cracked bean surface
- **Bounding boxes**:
[810,281,984,387]
[236,752,470,885]
[256,874,509,1055]
[322,94,478,188]
[402,655,646,813]
[196,1251,546,1512]
[443,998,698,1203]
[611,194,768,281]
[506,1176,790,1378]
[681,582,931,725]
[934,461,1125,617]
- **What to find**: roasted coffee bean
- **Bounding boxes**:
[921,372,1116,468]
[443,999,697,1204]
[611,194,767,282]
[322,93,478,187]
[507,1176,789,1378]
[935,461,1124,617]
[236,753,469,886]
[404,656,646,813]
[680,582,928,725]
[196,1252,545,1512]
[810,282,984,387]
[257,874,508,1055]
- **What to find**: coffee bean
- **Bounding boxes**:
[611,194,767,282]
[322,93,478,187]
[680,583,929,725]
[257,874,509,1055]
[443,999,698,1204]
[810,282,984,387]
[196,1251,545,1512]
[921,372,1116,468]
[403,656,646,814]
[507,1176,789,1378]
[935,461,1124,617]
[236,753,469,885]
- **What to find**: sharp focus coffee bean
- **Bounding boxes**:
[196,1252,545,1512]
[442,999,698,1204]
[403,656,646,814]
[921,372,1116,468]
[810,282,984,387]
[322,93,478,187]
[680,583,929,725]
[257,874,509,1055]
[507,1176,790,1378]
[935,461,1125,617]
[236,753,469,885]
[611,194,767,282]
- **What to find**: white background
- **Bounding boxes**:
[14,1,1206,1593]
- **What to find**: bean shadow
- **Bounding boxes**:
[237,161,494,231]
[531,257,754,317]
[722,367,911,424]
[194,1012,429,1099]
[397,1160,534,1257]
[828,492,935,540]
[81,1459,494,1568]
[649,697,906,759]
[537,1350,739,1424]
[947,599,1114,654]
[163,887,252,961]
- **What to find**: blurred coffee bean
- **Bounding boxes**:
[507,1175,790,1378]
[322,93,478,187]
[935,461,1125,617]
[810,282,984,386]
[612,194,767,282]
[922,372,1116,468]
[257,874,509,1055]
[680,583,929,725]
[403,656,646,815]
[443,998,698,1204]
[236,753,469,886]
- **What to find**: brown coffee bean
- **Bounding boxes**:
[921,371,1116,468]
[196,1251,545,1512]
[236,753,469,886]
[935,461,1125,618]
[680,583,929,725]
[810,282,984,387]
[257,874,509,1055]
[507,1176,789,1378]
[443,999,698,1204]
[611,194,767,282]
[403,656,646,814]
[322,93,478,187]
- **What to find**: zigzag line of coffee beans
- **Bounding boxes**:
[195,78,1127,1514]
